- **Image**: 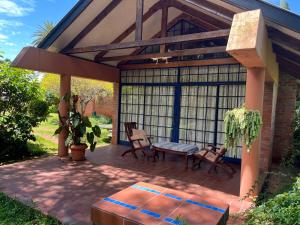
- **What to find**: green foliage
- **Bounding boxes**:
[224,106,262,152]
[32,21,55,46]
[175,216,190,225]
[55,95,101,151]
[0,192,63,225]
[0,63,49,161]
[281,97,300,167]
[245,175,300,225]
[280,0,290,10]
[40,73,113,115]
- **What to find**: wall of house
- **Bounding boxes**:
[84,96,114,118]
[272,73,298,163]
[260,82,277,171]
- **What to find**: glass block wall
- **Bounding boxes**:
[119,64,246,159]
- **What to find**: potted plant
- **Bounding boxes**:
[224,105,263,152]
[54,95,101,161]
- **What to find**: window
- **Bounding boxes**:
[119,64,246,160]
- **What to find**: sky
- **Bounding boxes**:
[0,0,299,61]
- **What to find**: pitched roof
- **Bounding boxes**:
[36,0,300,78]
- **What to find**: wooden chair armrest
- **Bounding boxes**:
[207,144,220,150]
[130,137,144,141]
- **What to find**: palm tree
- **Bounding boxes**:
[280,0,290,10]
[32,21,55,46]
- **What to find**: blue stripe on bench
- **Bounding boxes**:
[131,184,161,195]
[186,199,225,213]
[164,193,183,201]
[103,198,138,210]
[140,209,161,219]
[164,217,183,225]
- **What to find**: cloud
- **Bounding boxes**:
[0,19,23,30]
[0,33,8,40]
[0,0,35,17]
[3,41,16,46]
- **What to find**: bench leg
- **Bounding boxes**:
[185,155,189,170]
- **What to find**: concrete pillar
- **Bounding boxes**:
[111,82,119,145]
[58,74,71,157]
[240,68,265,198]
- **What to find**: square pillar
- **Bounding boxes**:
[111,82,120,145]
[240,68,265,198]
[58,74,71,157]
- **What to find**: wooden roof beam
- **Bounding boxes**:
[277,56,300,80]
[160,3,169,53]
[94,0,163,61]
[135,0,144,41]
[11,47,120,83]
[62,0,122,52]
[169,0,230,29]
[117,13,187,66]
[64,29,230,54]
[99,46,226,62]
[119,57,238,70]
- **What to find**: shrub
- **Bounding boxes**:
[281,97,300,167]
[245,175,300,225]
[0,63,49,161]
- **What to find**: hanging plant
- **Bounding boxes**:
[224,106,263,152]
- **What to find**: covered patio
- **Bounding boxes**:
[9,0,300,224]
[0,145,250,225]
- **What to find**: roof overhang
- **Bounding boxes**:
[11,0,300,80]
[12,47,120,83]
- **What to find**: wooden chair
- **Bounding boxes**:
[192,144,236,177]
[121,122,158,161]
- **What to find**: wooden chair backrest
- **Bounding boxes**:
[215,146,227,162]
[124,122,137,140]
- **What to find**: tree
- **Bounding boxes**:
[40,73,113,113]
[32,21,55,46]
[280,0,290,10]
[0,63,49,160]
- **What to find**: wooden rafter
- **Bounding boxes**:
[94,0,162,61]
[277,56,300,79]
[62,0,121,52]
[98,46,226,62]
[92,0,231,61]
[170,0,230,29]
[65,29,230,54]
[119,57,238,69]
[160,3,168,53]
[117,14,186,66]
[117,13,218,66]
[184,0,234,20]
[135,0,144,41]
[268,27,300,53]
[273,44,300,64]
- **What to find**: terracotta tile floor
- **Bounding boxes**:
[0,145,252,225]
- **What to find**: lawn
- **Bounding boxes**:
[0,113,112,165]
[0,193,64,225]
[33,113,112,146]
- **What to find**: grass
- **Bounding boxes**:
[33,113,112,144]
[1,113,112,165]
[0,192,64,225]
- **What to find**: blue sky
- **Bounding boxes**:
[0,0,299,61]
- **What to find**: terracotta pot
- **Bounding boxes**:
[70,144,88,161]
